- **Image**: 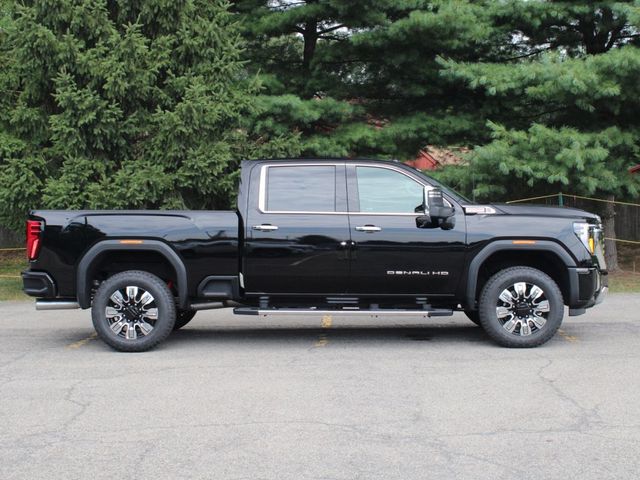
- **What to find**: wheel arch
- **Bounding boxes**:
[466,240,577,310]
[76,240,188,309]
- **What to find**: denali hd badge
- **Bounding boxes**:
[387,271,449,276]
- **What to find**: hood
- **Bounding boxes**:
[491,203,600,221]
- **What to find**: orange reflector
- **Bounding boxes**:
[119,239,144,245]
[512,240,536,245]
[588,237,595,253]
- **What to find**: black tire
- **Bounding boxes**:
[174,310,197,330]
[464,310,481,326]
[91,270,176,352]
[478,266,564,348]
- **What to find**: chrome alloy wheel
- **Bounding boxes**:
[105,286,158,340]
[496,282,550,336]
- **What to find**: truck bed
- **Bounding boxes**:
[28,210,240,299]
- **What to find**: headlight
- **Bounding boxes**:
[573,222,595,254]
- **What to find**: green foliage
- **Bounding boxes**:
[0,0,300,230]
[438,1,640,201]
[2,0,640,233]
[463,123,638,201]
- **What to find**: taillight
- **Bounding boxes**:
[26,220,42,260]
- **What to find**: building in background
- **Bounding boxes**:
[405,146,468,171]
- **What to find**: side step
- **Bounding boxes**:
[233,307,453,318]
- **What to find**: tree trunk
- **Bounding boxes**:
[602,194,619,271]
[302,20,318,72]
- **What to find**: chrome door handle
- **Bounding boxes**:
[355,225,382,233]
[252,224,279,232]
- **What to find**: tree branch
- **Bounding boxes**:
[317,24,345,35]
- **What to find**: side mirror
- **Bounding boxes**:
[416,187,455,230]
[426,188,455,220]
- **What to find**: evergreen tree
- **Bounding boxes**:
[0,0,299,231]
[234,0,507,159]
[438,1,640,269]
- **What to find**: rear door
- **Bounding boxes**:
[347,164,466,297]
[243,162,351,295]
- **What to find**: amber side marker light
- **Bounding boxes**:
[119,239,144,245]
[512,240,537,245]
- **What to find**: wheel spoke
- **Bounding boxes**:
[514,282,526,299]
[125,324,137,340]
[143,308,158,320]
[503,319,517,333]
[496,306,512,319]
[110,320,126,335]
[110,290,125,307]
[125,286,138,303]
[528,285,544,301]
[137,320,153,336]
[534,300,550,313]
[520,320,532,336]
[499,289,515,305]
[140,291,154,307]
[105,307,120,318]
[531,314,547,329]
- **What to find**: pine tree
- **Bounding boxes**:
[233,1,512,159]
[438,1,640,269]
[0,0,300,231]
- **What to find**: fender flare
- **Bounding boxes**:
[76,240,188,309]
[465,240,577,309]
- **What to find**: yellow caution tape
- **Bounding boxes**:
[506,193,561,204]
[0,247,25,252]
[605,237,640,245]
[564,194,640,208]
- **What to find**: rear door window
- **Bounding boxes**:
[265,165,337,212]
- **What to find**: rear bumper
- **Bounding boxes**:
[568,267,608,316]
[21,270,56,298]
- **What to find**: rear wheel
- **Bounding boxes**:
[174,310,197,330]
[91,270,176,352]
[478,266,564,348]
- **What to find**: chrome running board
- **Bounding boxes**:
[36,300,80,310]
[234,307,453,318]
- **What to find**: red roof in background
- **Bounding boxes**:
[630,164,640,174]
[404,146,468,171]
[405,150,439,171]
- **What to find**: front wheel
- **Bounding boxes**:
[91,270,176,352]
[478,266,564,348]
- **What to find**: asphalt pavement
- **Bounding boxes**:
[1,294,639,480]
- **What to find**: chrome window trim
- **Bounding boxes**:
[258,163,346,214]
[257,162,449,215]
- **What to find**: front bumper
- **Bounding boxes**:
[568,267,608,316]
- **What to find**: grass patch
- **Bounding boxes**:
[608,271,640,293]
[0,251,28,301]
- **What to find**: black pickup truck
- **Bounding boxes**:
[22,159,607,351]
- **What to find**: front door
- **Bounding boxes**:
[243,162,351,295]
[347,164,466,297]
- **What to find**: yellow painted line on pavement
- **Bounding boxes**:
[66,333,98,349]
[315,315,333,347]
[557,329,578,343]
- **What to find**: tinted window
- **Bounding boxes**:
[357,167,423,213]
[266,166,336,212]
